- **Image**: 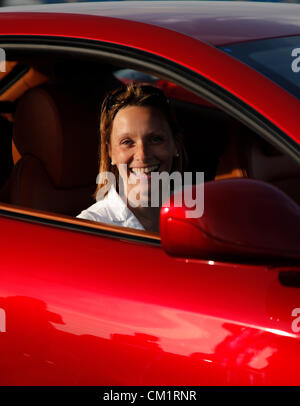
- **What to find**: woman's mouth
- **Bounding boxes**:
[129,164,160,176]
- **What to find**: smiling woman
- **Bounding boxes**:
[0,1,300,387]
[76,83,186,233]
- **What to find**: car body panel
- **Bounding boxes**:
[0,215,299,385]
[0,1,299,386]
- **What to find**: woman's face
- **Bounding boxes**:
[108,105,177,206]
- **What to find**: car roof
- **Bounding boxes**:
[1,1,300,46]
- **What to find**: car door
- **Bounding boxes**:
[0,11,299,385]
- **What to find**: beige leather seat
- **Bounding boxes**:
[215,123,300,205]
[246,139,300,205]
[3,84,101,216]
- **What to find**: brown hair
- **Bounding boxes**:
[94,82,187,198]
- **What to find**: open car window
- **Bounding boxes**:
[0,47,299,240]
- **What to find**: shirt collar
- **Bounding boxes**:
[105,185,145,230]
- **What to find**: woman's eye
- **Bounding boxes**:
[151,135,164,143]
[121,139,133,146]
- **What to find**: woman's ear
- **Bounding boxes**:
[107,143,115,166]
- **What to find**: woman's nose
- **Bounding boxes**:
[135,141,149,162]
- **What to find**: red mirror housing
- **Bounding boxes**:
[160,179,300,262]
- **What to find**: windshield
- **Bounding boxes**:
[219,36,300,101]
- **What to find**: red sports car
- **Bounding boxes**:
[0,1,299,386]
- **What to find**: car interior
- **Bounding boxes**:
[0,52,299,234]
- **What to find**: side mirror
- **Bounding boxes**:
[160,179,300,263]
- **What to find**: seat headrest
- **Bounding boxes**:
[13,84,100,188]
[247,140,300,181]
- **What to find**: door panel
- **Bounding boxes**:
[0,215,299,385]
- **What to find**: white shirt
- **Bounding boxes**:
[77,185,145,230]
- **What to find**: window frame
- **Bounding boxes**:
[0,35,299,244]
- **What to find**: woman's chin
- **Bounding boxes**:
[127,187,154,208]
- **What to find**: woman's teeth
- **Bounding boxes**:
[130,165,160,175]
